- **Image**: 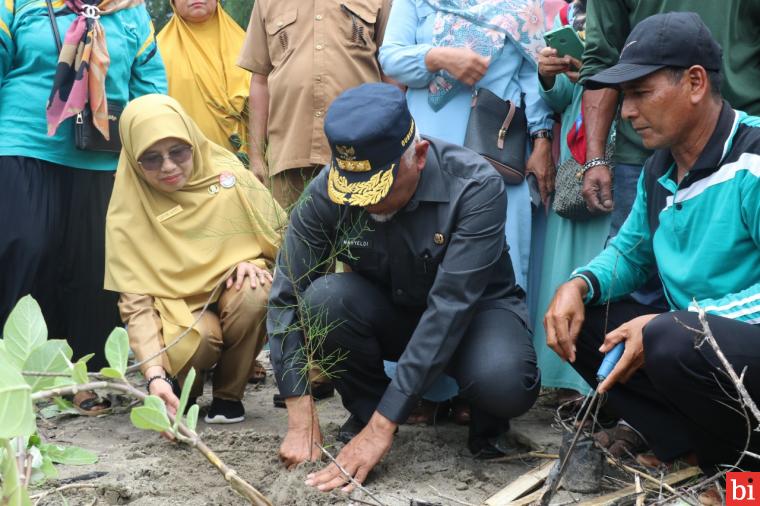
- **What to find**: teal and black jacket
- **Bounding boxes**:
[574,102,760,322]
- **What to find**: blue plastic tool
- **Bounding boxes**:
[597,341,625,381]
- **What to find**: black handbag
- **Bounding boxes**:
[463,87,527,185]
[45,0,123,153]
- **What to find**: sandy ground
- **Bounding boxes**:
[32,359,571,506]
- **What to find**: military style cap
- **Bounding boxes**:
[325,83,417,207]
[587,12,723,88]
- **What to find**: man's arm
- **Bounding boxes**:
[248,74,270,182]
[579,0,630,212]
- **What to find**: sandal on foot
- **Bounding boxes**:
[593,422,647,458]
[73,391,112,416]
[248,359,267,384]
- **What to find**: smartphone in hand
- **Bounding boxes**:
[544,25,585,61]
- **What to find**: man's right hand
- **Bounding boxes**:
[582,165,614,214]
[544,277,588,363]
[279,395,323,469]
[250,158,267,184]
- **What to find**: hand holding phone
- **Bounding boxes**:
[544,25,585,61]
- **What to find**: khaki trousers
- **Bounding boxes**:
[179,282,269,400]
[269,165,323,211]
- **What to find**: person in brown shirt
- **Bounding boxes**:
[238,0,391,209]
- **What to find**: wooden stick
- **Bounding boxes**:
[488,452,558,464]
[696,306,760,430]
[604,457,677,495]
[483,460,555,505]
[31,381,272,506]
[576,466,700,506]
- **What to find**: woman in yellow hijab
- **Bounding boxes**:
[157,0,251,163]
[105,94,286,423]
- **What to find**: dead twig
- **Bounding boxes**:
[315,443,387,506]
[488,451,558,464]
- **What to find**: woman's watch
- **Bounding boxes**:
[530,129,553,144]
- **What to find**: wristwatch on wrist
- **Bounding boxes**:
[530,129,553,144]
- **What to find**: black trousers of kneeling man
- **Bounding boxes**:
[301,272,541,444]
[573,302,760,472]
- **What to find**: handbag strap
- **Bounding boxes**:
[496,101,516,150]
[45,0,63,54]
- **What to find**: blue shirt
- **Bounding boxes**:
[378,0,553,141]
[0,0,167,171]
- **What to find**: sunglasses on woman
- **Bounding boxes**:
[138,144,193,171]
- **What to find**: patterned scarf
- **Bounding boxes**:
[425,0,545,112]
[46,0,143,139]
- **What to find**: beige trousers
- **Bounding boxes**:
[269,165,322,211]
[179,282,269,400]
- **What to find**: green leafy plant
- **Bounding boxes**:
[0,296,271,505]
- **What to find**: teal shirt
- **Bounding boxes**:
[0,0,167,171]
[579,0,760,166]
[574,106,760,322]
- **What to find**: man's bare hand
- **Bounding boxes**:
[544,277,588,363]
[526,138,555,206]
[305,411,396,493]
[582,165,614,214]
[537,47,582,87]
[279,396,323,469]
[425,47,490,86]
[597,314,659,393]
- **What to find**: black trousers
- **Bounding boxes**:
[0,156,120,370]
[573,302,760,471]
[301,273,541,435]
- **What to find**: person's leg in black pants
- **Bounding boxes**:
[301,272,420,424]
[644,311,760,471]
[447,302,541,456]
[0,157,63,327]
[572,302,693,461]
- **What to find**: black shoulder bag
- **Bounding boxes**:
[45,0,123,152]
[463,88,527,185]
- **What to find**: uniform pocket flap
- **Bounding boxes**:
[340,0,378,24]
[266,9,298,35]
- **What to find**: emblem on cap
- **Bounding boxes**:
[335,145,372,172]
[433,233,445,245]
[220,171,236,188]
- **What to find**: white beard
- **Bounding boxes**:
[369,210,398,222]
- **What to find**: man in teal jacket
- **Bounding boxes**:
[545,13,760,474]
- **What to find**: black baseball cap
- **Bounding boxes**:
[586,12,723,88]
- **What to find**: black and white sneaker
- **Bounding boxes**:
[204,398,245,424]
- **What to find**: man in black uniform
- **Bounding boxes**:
[267,83,540,491]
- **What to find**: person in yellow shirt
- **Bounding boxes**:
[157,0,251,164]
[105,95,286,423]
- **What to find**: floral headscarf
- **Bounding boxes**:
[425,0,546,111]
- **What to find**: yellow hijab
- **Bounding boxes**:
[157,3,250,156]
[105,94,286,374]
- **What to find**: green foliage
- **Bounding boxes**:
[186,404,199,432]
[2,295,47,370]
[23,340,73,392]
[0,439,32,506]
[104,327,129,377]
[42,444,98,466]
[0,354,36,439]
[71,360,89,385]
[130,395,171,433]
[174,368,196,433]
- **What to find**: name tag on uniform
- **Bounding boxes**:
[157,205,183,222]
[342,238,372,249]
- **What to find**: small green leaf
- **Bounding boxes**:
[130,406,171,433]
[104,328,129,375]
[0,355,36,439]
[42,444,98,465]
[71,361,88,385]
[77,353,95,365]
[23,340,73,392]
[131,395,171,433]
[99,367,123,379]
[174,368,195,433]
[186,404,199,432]
[1,439,32,506]
[2,295,47,370]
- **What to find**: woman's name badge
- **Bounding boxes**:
[157,205,183,222]
[220,171,236,189]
